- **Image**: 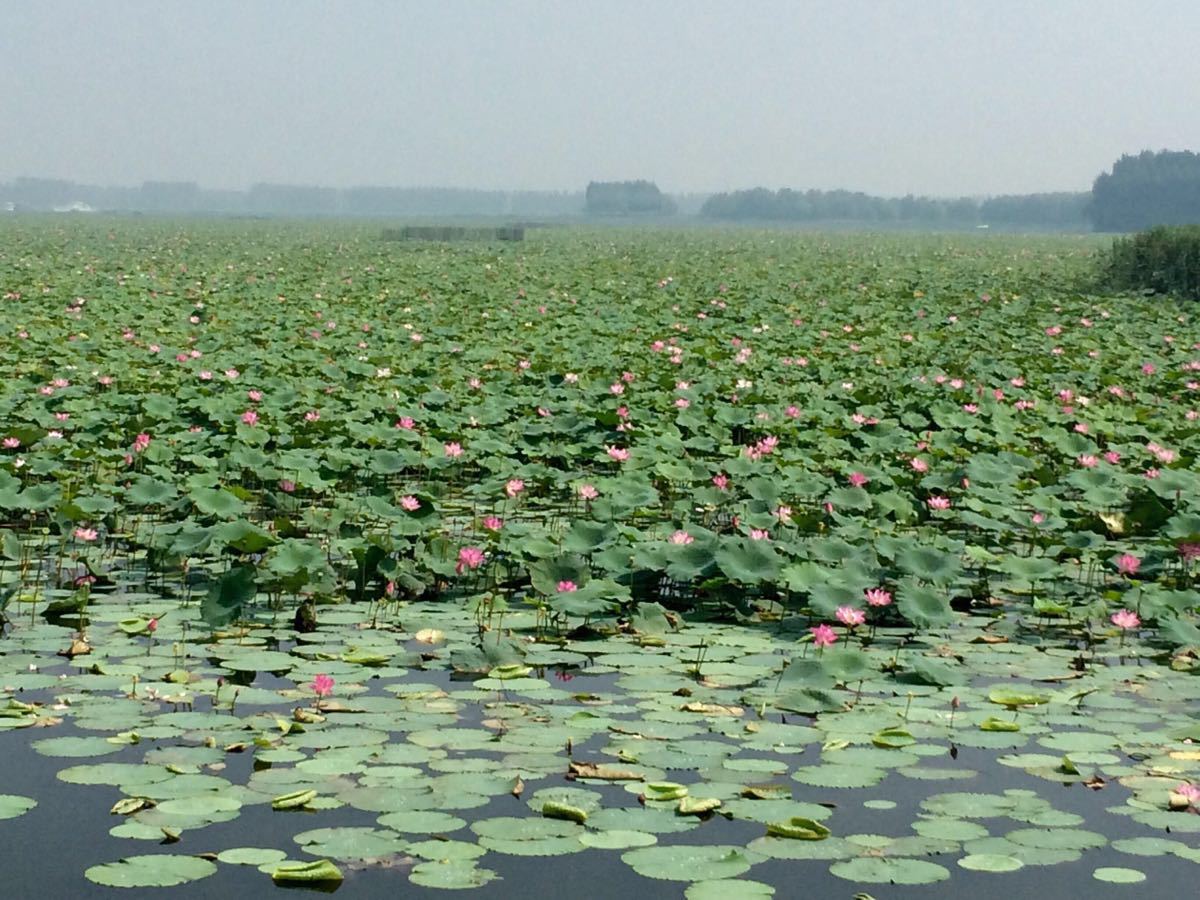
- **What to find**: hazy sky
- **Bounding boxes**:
[3,1,1198,196]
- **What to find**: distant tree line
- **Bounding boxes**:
[700,187,1089,228]
[585,181,676,215]
[1088,150,1200,232]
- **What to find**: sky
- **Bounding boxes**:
[2,0,1199,197]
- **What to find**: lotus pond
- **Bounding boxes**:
[1,220,1199,896]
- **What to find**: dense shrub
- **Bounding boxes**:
[1107,225,1200,299]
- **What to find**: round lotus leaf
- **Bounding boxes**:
[580,829,657,850]
[31,736,123,758]
[406,839,487,861]
[85,854,217,888]
[622,845,755,882]
[1093,867,1146,884]
[410,860,498,889]
[792,764,887,788]
[293,827,406,860]
[0,795,37,820]
[686,879,775,899]
[829,856,951,885]
[216,847,288,866]
[377,810,467,834]
[958,854,1024,872]
[1005,828,1107,851]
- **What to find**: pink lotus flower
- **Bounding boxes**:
[847,472,869,488]
[606,446,629,462]
[910,457,929,473]
[836,606,866,626]
[132,433,151,454]
[712,474,729,490]
[147,617,158,633]
[304,410,320,422]
[310,673,334,698]
[810,623,837,648]
[1110,609,1140,629]
[455,546,486,574]
[578,484,598,500]
[1179,543,1200,562]
[1078,454,1098,468]
[198,370,213,380]
[774,505,793,523]
[1104,451,1121,464]
[444,442,463,458]
[748,529,770,541]
[864,588,892,608]
[2,437,19,449]
[278,479,296,493]
[1115,553,1141,576]
[505,478,525,498]
[395,416,416,430]
[240,409,259,426]
[400,495,420,511]
[74,527,98,542]
[1031,512,1045,525]
[669,530,694,545]
[479,515,503,532]
[927,496,951,510]
[247,390,263,402]
[556,580,578,593]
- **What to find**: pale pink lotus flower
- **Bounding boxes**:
[54,413,69,422]
[198,370,213,380]
[1010,376,1025,387]
[1031,512,1045,525]
[609,383,625,395]
[836,606,866,626]
[444,442,463,458]
[669,530,694,545]
[455,546,486,574]
[927,496,951,510]
[962,403,979,414]
[247,390,263,402]
[606,446,630,462]
[556,580,578,593]
[1145,468,1161,479]
[482,516,504,531]
[148,344,161,354]
[395,416,416,430]
[97,375,113,385]
[132,433,151,454]
[1110,609,1140,629]
[1179,543,1200,562]
[278,479,296,493]
[712,474,729,490]
[748,529,770,541]
[810,623,837,648]
[1078,454,1098,468]
[505,478,525,498]
[864,588,892,608]
[410,332,423,343]
[1115,553,1141,576]
[563,372,579,383]
[304,410,320,422]
[1174,783,1200,808]
[1104,451,1121,464]
[240,410,259,426]
[224,368,239,379]
[399,495,420,511]
[847,472,869,488]
[537,407,551,417]
[578,484,598,500]
[1141,363,1156,375]
[469,377,483,389]
[1074,422,1089,433]
[785,405,801,419]
[74,527,98,542]
[910,457,929,473]
[675,398,690,409]
[774,506,793,523]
